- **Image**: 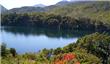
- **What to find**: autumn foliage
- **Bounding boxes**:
[54,53,80,64]
[63,53,76,61]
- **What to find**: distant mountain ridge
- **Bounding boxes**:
[55,1,70,6]
[7,6,46,13]
[34,4,46,7]
[1,0,72,14]
[0,5,7,13]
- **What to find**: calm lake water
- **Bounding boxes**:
[1,27,95,54]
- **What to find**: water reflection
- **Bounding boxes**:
[1,26,96,38]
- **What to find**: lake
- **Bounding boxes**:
[1,27,95,54]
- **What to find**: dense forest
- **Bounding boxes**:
[1,32,110,64]
[1,13,110,31]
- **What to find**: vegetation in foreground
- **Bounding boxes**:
[1,32,110,64]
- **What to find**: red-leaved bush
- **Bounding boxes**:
[54,53,80,64]
[63,53,76,61]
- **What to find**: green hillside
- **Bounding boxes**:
[49,1,110,25]
[1,1,110,31]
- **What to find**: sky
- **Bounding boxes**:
[0,0,71,9]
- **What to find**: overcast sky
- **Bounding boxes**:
[0,0,72,9]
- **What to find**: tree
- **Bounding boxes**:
[10,48,17,57]
[1,43,7,57]
[53,47,63,55]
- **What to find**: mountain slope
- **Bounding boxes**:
[1,1,110,26]
[49,1,110,25]
[0,5,7,13]
[8,6,46,13]
[1,1,110,31]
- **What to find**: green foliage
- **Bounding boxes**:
[63,43,76,53]
[22,53,37,60]
[74,49,102,64]
[53,47,63,55]
[1,43,17,58]
[1,13,110,31]
[76,32,110,64]
[50,1,110,25]
[1,43,7,57]
[10,48,17,57]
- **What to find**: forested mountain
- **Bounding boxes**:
[1,1,110,31]
[2,1,110,20]
[49,1,110,25]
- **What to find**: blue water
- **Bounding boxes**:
[1,27,79,54]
